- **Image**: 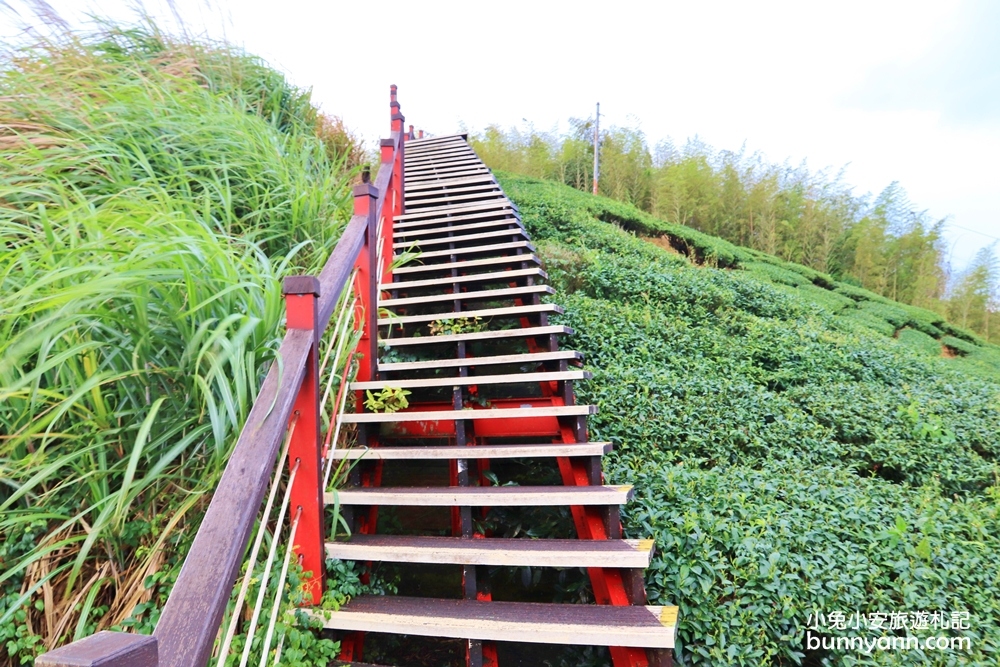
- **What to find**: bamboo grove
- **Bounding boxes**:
[470,122,999,344]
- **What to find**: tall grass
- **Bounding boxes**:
[0,22,356,660]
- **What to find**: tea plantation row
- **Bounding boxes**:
[498,173,1000,666]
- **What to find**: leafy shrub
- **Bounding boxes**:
[499,171,1000,665]
[897,328,942,357]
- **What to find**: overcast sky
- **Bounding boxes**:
[3,0,998,272]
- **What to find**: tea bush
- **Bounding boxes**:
[500,173,1000,665]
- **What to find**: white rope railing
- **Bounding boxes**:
[257,505,302,665]
[322,360,356,491]
[214,416,298,667]
[236,457,300,667]
[318,271,358,382]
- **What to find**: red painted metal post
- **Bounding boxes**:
[282,275,325,605]
[379,138,397,285]
[390,93,405,216]
[352,182,379,385]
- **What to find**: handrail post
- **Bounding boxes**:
[353,182,380,384]
[389,85,405,216]
[282,275,326,605]
[379,138,398,284]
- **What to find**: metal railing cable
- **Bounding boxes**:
[258,504,303,665]
[214,415,298,666]
[236,456,301,667]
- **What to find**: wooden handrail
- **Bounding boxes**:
[36,86,408,667]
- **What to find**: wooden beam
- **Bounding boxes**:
[325,535,654,568]
[391,253,540,275]
[311,597,678,648]
[351,369,589,390]
[327,484,633,507]
[377,303,560,326]
[327,441,611,460]
[379,323,568,347]
[379,349,580,372]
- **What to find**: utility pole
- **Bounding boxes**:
[592,102,600,195]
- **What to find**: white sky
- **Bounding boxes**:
[2,0,998,272]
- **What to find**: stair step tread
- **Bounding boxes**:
[380,323,569,347]
[394,227,528,249]
[407,168,490,183]
[341,404,595,423]
[326,484,633,507]
[380,284,551,307]
[406,184,503,200]
[378,303,560,326]
[392,211,516,232]
[393,200,517,222]
[380,350,581,371]
[406,151,475,163]
[392,254,540,276]
[410,240,534,260]
[405,175,496,192]
[396,218,522,239]
[406,159,485,170]
[325,536,654,568]
[351,370,588,390]
[406,154,482,165]
[406,133,467,146]
[405,149,475,162]
[405,191,505,208]
[311,596,677,648]
[381,267,545,291]
[327,441,611,460]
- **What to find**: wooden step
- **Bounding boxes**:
[378,303,560,326]
[380,323,569,347]
[351,370,589,391]
[405,175,496,192]
[394,227,528,249]
[406,133,467,146]
[406,149,477,159]
[312,597,678,649]
[340,404,594,423]
[403,144,476,160]
[407,158,482,171]
[325,535,654,568]
[327,441,611,460]
[407,167,490,182]
[380,284,552,307]
[405,191,506,208]
[395,218,523,240]
[405,149,475,162]
[379,350,581,372]
[392,254,540,276]
[407,159,483,173]
[403,240,535,261]
[326,484,631,507]
[381,267,545,291]
[394,209,519,231]
[406,184,502,199]
[395,200,515,222]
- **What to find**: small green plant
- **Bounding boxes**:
[429,315,487,336]
[363,386,411,413]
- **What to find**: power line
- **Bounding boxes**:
[946,222,1000,242]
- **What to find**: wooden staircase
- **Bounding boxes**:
[318,134,678,666]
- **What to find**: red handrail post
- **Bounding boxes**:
[390,89,405,216]
[353,183,379,385]
[379,138,398,284]
[282,275,326,605]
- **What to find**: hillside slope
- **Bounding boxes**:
[499,173,1000,666]
[0,25,357,663]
